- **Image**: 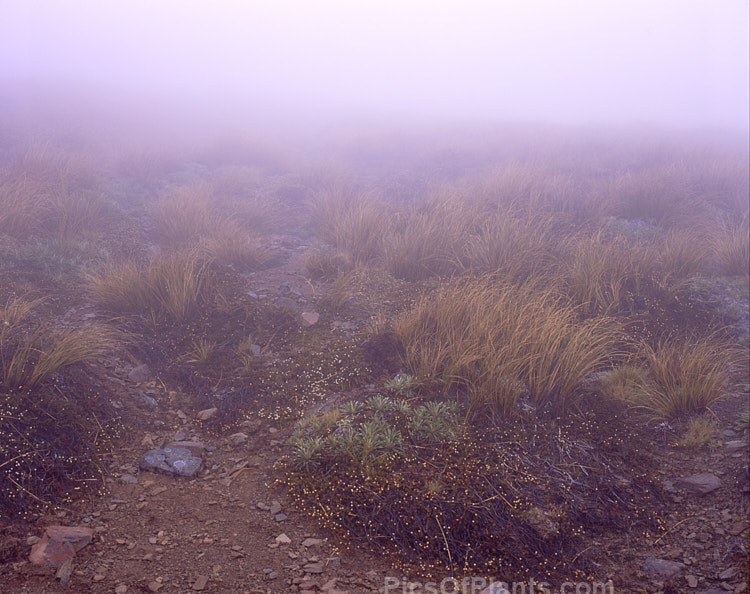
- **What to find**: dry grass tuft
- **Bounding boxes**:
[713,214,750,277]
[676,416,721,449]
[1,295,116,389]
[307,186,389,264]
[394,278,622,417]
[632,334,740,420]
[85,252,213,320]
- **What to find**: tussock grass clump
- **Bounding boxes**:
[459,213,556,282]
[200,227,271,270]
[307,186,389,264]
[304,243,353,279]
[151,183,223,248]
[561,230,655,315]
[85,252,213,320]
[385,197,472,281]
[713,215,750,277]
[676,416,720,450]
[631,334,741,420]
[394,278,622,416]
[1,296,116,390]
[0,148,111,242]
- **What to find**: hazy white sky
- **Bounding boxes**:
[1,0,748,130]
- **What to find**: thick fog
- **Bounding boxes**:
[1,0,748,132]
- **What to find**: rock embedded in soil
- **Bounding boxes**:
[301,311,319,327]
[725,440,748,451]
[228,432,248,445]
[166,440,205,456]
[642,557,685,579]
[29,525,94,568]
[141,446,203,478]
[127,363,152,383]
[676,473,721,495]
[196,407,218,421]
[192,575,209,590]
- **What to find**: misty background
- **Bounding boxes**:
[1,0,748,134]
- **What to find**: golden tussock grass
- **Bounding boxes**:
[385,196,473,281]
[0,147,109,242]
[394,278,623,417]
[307,186,390,264]
[1,295,117,389]
[561,230,656,315]
[459,212,557,282]
[85,252,213,320]
[630,333,742,420]
[713,214,750,277]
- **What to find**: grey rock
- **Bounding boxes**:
[228,432,248,446]
[135,393,159,409]
[166,441,205,456]
[303,562,324,574]
[301,311,319,327]
[676,473,721,496]
[301,538,323,547]
[141,447,202,478]
[270,501,282,515]
[725,440,748,451]
[119,474,139,484]
[642,557,685,579]
[274,513,287,522]
[276,297,297,311]
[128,364,151,384]
[196,407,218,421]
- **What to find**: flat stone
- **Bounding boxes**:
[274,513,287,522]
[141,447,202,478]
[642,557,685,579]
[269,501,282,515]
[275,533,291,545]
[301,311,319,327]
[303,562,324,574]
[676,473,721,496]
[29,525,94,568]
[196,407,218,421]
[725,440,748,451]
[301,538,323,547]
[228,432,248,445]
[192,575,209,591]
[120,474,139,485]
[686,574,698,588]
[166,441,205,456]
[128,364,151,383]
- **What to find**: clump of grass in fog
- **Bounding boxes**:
[631,334,740,420]
[385,197,472,281]
[459,213,556,281]
[307,186,389,264]
[394,278,622,417]
[85,252,213,320]
[0,147,109,242]
[713,215,750,277]
[1,296,116,389]
[561,230,655,315]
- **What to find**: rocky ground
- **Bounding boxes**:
[0,229,748,594]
